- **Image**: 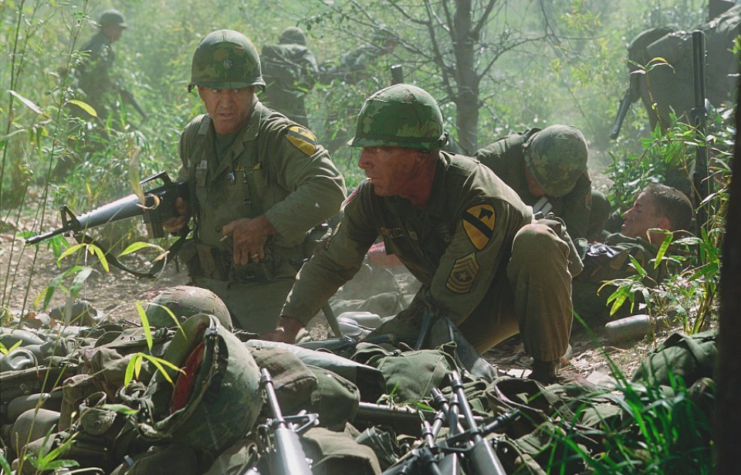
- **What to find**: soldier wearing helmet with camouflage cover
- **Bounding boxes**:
[163,30,345,335]
[474,125,610,241]
[264,84,579,383]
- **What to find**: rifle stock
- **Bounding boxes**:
[26,172,187,245]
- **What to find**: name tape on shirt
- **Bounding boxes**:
[446,253,480,294]
[462,203,496,250]
[286,125,317,156]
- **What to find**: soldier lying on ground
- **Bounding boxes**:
[474,125,610,241]
[573,184,694,323]
[263,84,582,383]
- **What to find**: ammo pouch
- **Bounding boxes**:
[632,330,718,387]
[193,242,288,283]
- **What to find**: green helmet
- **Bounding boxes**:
[279,26,307,46]
[146,286,233,331]
[524,125,588,197]
[137,314,261,452]
[348,84,447,151]
[188,29,265,92]
[98,9,127,28]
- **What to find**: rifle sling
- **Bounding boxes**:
[74,228,191,279]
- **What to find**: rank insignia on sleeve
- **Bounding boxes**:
[462,203,496,250]
[446,253,480,294]
[286,125,317,156]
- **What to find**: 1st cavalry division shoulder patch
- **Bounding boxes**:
[462,203,496,250]
[446,253,480,294]
[286,125,317,156]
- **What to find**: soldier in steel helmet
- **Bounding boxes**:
[259,26,319,128]
[474,125,610,241]
[264,84,580,383]
[163,30,345,335]
[73,9,128,119]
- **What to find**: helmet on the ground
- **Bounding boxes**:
[279,27,307,46]
[524,125,588,197]
[98,9,127,28]
[146,286,233,331]
[188,29,265,92]
[348,84,447,151]
[138,314,261,452]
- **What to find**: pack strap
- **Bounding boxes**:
[73,227,191,280]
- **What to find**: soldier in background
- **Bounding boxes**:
[573,184,694,323]
[260,27,319,128]
[72,9,128,120]
[474,125,610,241]
[163,30,345,335]
[265,84,580,383]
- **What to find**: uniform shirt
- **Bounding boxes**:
[75,32,116,110]
[177,101,345,276]
[474,130,593,239]
[282,152,533,326]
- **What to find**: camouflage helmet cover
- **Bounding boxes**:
[348,84,447,151]
[279,26,307,46]
[188,29,265,92]
[146,285,233,331]
[524,125,588,198]
[98,9,127,28]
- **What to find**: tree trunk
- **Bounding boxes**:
[716,78,741,474]
[453,0,479,154]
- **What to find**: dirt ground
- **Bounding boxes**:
[0,151,676,384]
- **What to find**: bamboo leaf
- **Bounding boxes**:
[654,231,673,269]
[9,90,42,114]
[119,241,164,257]
[70,267,94,298]
[90,245,110,273]
[135,302,154,352]
[124,354,139,386]
[100,404,139,415]
[67,99,97,117]
[57,243,86,263]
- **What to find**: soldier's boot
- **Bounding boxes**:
[528,359,559,385]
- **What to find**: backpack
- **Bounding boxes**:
[631,330,718,387]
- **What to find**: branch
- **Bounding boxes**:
[472,0,498,38]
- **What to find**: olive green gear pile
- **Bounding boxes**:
[348,83,448,151]
[188,29,265,92]
[145,285,233,331]
[524,125,588,197]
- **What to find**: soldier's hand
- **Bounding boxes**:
[262,316,304,344]
[163,197,189,233]
[222,215,277,266]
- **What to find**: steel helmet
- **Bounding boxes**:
[145,286,233,331]
[188,29,265,92]
[136,314,261,452]
[98,9,127,28]
[279,26,307,46]
[524,125,588,197]
[348,84,448,151]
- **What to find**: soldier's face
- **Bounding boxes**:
[198,86,255,135]
[358,146,419,197]
[622,191,665,239]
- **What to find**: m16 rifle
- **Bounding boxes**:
[119,88,148,120]
[27,172,187,245]
[610,88,633,140]
[26,172,189,277]
[247,368,318,475]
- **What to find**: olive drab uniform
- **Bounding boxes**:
[177,101,346,334]
[572,232,683,323]
[260,38,318,128]
[75,31,116,116]
[474,129,609,241]
[283,153,576,360]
